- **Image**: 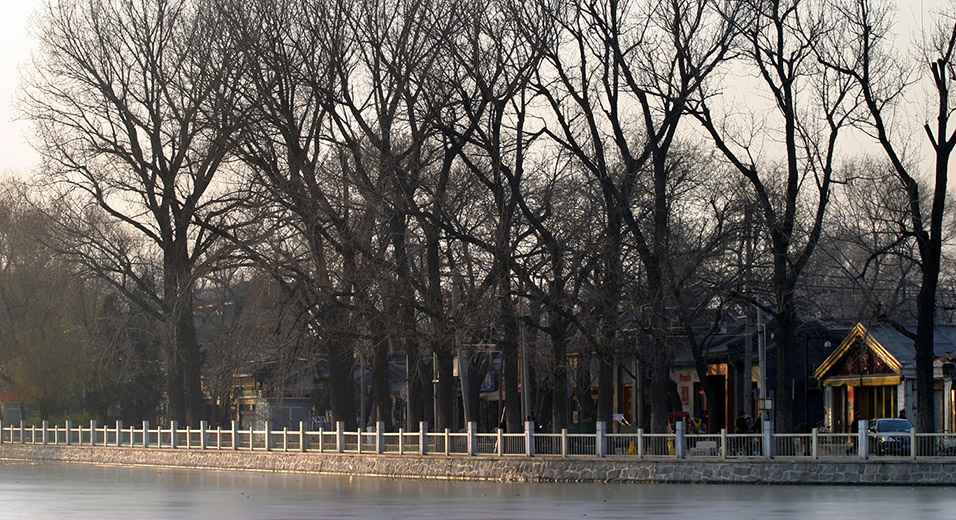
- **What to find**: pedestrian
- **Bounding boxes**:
[734,413,748,434]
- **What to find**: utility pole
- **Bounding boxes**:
[755,306,774,424]
[743,207,754,418]
[520,302,530,422]
[744,308,753,417]
[633,357,641,428]
[757,307,767,404]
[360,354,367,428]
[452,269,472,427]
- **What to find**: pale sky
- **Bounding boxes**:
[0,0,41,179]
[0,0,944,181]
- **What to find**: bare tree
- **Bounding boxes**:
[327,0,461,430]
[430,0,555,432]
[25,0,247,425]
[694,0,856,431]
[223,0,369,429]
[537,0,736,431]
[821,0,956,432]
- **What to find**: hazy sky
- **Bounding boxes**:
[0,0,41,178]
[0,0,943,181]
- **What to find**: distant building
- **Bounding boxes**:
[669,319,838,432]
[0,392,25,424]
[814,323,956,433]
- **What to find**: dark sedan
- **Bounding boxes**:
[868,418,915,456]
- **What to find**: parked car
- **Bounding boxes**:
[868,418,914,456]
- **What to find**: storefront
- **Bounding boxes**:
[814,323,956,433]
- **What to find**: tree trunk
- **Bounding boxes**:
[649,332,672,433]
[774,271,797,432]
[163,248,201,425]
[549,313,569,431]
[501,295,521,432]
[597,203,623,426]
[326,332,356,430]
[178,291,203,427]
[405,343,425,430]
[596,355,614,425]
[165,342,185,424]
[372,336,393,431]
[915,248,941,432]
[435,345,455,431]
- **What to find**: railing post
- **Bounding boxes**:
[263,421,271,451]
[398,428,404,455]
[524,421,534,457]
[186,425,192,450]
[357,428,363,454]
[466,422,476,456]
[318,427,325,452]
[720,428,727,459]
[376,421,385,454]
[762,421,773,459]
[419,422,428,455]
[199,421,207,450]
[496,428,503,456]
[444,428,450,455]
[116,421,123,447]
[596,421,607,458]
[283,427,289,451]
[910,428,917,460]
[42,421,48,445]
[0,420,4,444]
[524,421,535,457]
[88,420,95,446]
[858,421,868,460]
[336,421,345,453]
[64,420,71,446]
[142,421,150,448]
[561,428,568,457]
[811,428,819,459]
[300,421,307,453]
[675,421,686,459]
[170,421,178,449]
[637,428,644,459]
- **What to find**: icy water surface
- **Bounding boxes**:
[0,461,948,519]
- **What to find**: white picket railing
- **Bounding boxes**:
[5,419,956,461]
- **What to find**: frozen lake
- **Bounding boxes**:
[0,461,950,519]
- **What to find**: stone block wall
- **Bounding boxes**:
[1,444,954,485]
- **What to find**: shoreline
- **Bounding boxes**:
[1,444,954,485]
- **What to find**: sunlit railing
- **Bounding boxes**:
[5,419,956,461]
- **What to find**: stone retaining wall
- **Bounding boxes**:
[1,444,954,485]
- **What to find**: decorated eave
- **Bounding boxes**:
[813,323,903,387]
